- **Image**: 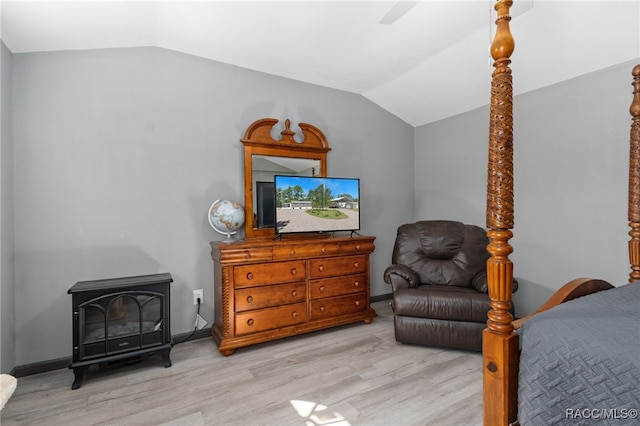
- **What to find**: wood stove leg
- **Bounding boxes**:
[161,348,172,368]
[71,366,88,390]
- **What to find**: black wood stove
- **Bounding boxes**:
[68,273,173,389]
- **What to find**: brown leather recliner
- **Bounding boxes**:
[383,220,517,352]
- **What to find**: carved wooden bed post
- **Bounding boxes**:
[483,1,517,425]
[628,65,640,282]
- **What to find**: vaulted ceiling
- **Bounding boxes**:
[2,1,639,126]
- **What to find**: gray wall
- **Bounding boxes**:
[414,107,487,224]
[415,59,639,316]
[1,41,15,373]
[10,47,414,366]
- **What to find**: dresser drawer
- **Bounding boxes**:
[340,240,375,254]
[235,302,307,335]
[235,282,306,312]
[217,247,273,264]
[273,242,340,260]
[234,260,306,288]
[308,255,366,279]
[310,274,366,299]
[309,294,368,320]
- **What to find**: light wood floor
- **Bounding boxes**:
[1,301,483,426]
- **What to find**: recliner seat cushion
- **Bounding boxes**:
[392,220,490,288]
[393,285,491,323]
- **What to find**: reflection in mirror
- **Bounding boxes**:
[252,155,321,229]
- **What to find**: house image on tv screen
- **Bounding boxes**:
[331,196,358,209]
[282,200,313,209]
[274,175,361,234]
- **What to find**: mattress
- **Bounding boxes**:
[518,282,640,425]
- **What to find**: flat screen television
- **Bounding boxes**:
[274,175,360,235]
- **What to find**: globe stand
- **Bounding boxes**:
[219,231,237,243]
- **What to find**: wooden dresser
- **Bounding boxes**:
[210,235,376,355]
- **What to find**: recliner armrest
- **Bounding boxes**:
[384,264,421,291]
[471,271,519,293]
[471,271,489,293]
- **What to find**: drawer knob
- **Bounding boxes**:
[247,295,254,303]
[355,301,361,306]
[319,286,325,293]
[318,265,324,272]
[320,306,326,312]
[356,244,361,250]
[321,247,326,253]
[291,290,297,297]
[354,281,360,287]
[292,311,298,318]
[291,268,297,275]
[246,272,254,280]
[290,249,295,255]
[353,262,359,268]
[245,253,251,259]
[247,319,254,326]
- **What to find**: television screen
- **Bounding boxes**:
[274,175,360,235]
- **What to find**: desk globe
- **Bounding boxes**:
[208,199,245,241]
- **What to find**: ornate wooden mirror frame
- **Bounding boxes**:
[242,118,331,239]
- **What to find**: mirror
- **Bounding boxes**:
[252,155,321,229]
[242,118,330,239]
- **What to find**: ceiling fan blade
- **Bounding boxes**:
[379,1,420,25]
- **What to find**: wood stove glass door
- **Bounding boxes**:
[80,292,164,360]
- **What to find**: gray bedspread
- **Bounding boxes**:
[518,281,640,425]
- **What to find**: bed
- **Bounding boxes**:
[482,1,640,425]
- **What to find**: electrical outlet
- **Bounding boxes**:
[193,289,203,305]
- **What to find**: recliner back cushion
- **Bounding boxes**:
[392,220,490,287]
